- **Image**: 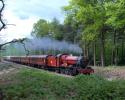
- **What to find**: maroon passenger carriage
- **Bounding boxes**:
[4,54,94,75]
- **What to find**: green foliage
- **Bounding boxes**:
[32,18,64,41]
[106,0,125,28]
[32,19,50,37]
[2,43,27,56]
[0,68,75,100]
[63,0,125,66]
[63,0,108,42]
[1,68,125,100]
[3,0,125,66]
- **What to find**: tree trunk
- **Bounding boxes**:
[111,50,114,65]
[100,32,105,67]
[111,30,116,65]
[121,38,124,63]
[83,41,87,57]
[115,47,118,65]
[93,41,96,67]
[86,46,89,58]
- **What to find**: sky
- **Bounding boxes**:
[0,0,69,42]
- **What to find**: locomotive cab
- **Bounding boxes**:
[76,56,94,74]
[76,56,89,68]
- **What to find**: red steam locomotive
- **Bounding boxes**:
[4,54,94,75]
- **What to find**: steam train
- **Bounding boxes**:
[4,54,94,75]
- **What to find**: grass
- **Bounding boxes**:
[1,67,125,100]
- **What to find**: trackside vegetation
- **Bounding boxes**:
[1,68,125,100]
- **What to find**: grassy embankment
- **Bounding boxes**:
[1,67,125,100]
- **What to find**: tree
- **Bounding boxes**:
[63,0,117,67]
[32,18,64,40]
[0,0,30,57]
[30,0,125,66]
[49,18,64,40]
[106,0,125,65]
[0,0,5,31]
[32,19,50,37]
[0,38,29,56]
[62,15,80,43]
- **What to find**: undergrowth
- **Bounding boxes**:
[0,68,125,100]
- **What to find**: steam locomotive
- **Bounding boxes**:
[4,54,94,75]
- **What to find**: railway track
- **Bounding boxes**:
[0,61,73,78]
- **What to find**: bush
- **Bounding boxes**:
[74,75,125,100]
[1,68,125,100]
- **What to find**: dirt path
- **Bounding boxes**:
[94,67,125,80]
[0,61,22,75]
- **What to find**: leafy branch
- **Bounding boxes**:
[0,38,30,56]
[0,0,5,31]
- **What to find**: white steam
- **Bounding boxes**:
[25,37,82,54]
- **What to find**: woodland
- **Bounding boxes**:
[31,0,125,66]
[1,0,125,67]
